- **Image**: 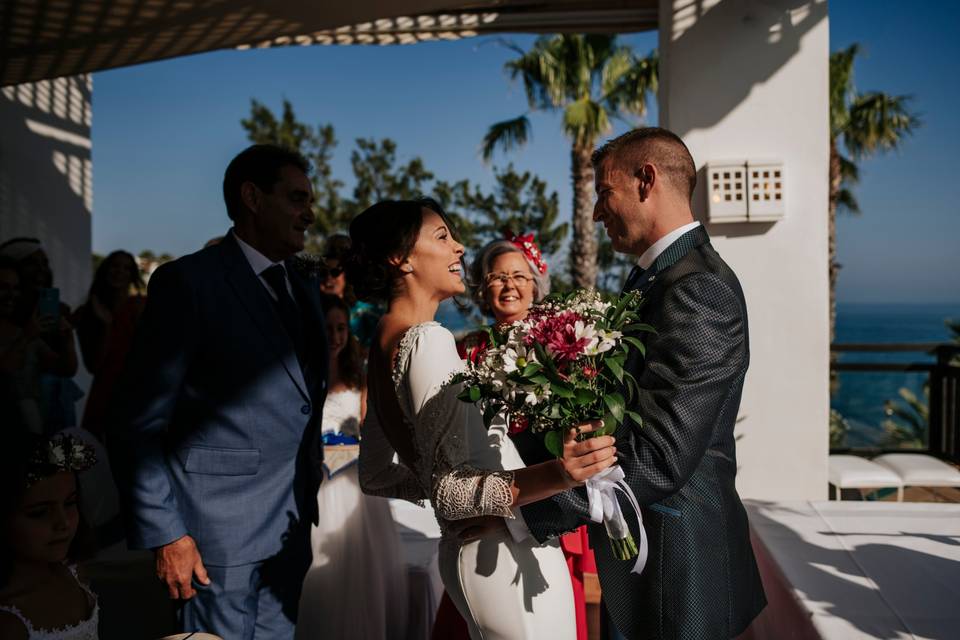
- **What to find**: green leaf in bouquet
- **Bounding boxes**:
[625,409,644,427]
[548,404,562,420]
[623,322,657,335]
[529,374,550,386]
[574,388,597,406]
[544,430,563,458]
[622,336,647,357]
[533,342,560,376]
[605,357,625,382]
[468,386,481,403]
[552,383,575,399]
[457,388,474,403]
[623,370,641,403]
[603,392,626,425]
[596,413,618,436]
[522,362,543,378]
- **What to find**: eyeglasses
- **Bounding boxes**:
[485,272,534,288]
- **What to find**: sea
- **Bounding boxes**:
[438,299,960,449]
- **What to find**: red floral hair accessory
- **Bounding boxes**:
[504,231,548,275]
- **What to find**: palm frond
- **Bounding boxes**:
[838,153,859,184]
[563,98,609,147]
[481,115,531,162]
[844,92,920,158]
[829,44,860,135]
[602,49,658,118]
[835,188,861,215]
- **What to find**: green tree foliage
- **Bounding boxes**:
[482,35,657,289]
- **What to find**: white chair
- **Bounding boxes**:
[828,454,904,501]
[873,453,960,500]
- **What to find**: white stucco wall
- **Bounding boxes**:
[659,0,830,500]
[0,75,93,309]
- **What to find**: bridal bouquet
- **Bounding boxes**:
[454,289,653,562]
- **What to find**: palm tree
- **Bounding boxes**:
[829,44,920,341]
[482,35,657,289]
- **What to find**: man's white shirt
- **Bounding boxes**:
[637,221,702,270]
[232,230,295,301]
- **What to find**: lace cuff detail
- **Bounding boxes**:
[433,467,515,521]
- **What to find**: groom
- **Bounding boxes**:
[521,128,766,639]
[111,144,328,638]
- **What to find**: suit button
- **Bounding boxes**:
[301,404,311,415]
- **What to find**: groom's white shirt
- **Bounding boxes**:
[637,221,701,269]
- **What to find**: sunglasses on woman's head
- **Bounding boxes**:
[319,266,344,279]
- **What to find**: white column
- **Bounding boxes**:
[0,75,93,309]
[659,0,830,500]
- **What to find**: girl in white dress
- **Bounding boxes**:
[348,198,618,640]
[0,433,99,640]
[295,294,407,640]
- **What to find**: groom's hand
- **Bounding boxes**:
[560,421,617,486]
[156,534,211,599]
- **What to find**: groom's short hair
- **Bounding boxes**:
[592,127,697,202]
[223,144,310,221]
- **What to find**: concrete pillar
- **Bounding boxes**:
[0,75,93,308]
[659,0,830,499]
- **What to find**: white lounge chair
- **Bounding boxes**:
[828,454,904,501]
[873,453,960,500]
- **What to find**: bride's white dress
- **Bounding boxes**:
[360,322,575,640]
[296,388,408,640]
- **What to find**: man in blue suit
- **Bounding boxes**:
[111,145,328,638]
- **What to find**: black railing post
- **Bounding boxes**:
[929,346,945,457]
[931,345,960,462]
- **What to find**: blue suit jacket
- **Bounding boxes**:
[112,234,328,566]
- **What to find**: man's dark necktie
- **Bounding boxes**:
[261,264,305,362]
[622,264,647,293]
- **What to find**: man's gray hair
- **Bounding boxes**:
[469,239,550,316]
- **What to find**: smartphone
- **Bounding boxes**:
[37,287,60,322]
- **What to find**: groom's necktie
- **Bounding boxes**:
[622,264,647,293]
[262,264,305,363]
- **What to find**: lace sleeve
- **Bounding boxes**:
[358,408,426,503]
[402,324,515,520]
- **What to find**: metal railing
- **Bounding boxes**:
[830,343,960,462]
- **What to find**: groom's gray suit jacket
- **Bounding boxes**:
[521,225,766,639]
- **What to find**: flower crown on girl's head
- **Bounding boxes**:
[503,231,548,275]
[25,433,96,488]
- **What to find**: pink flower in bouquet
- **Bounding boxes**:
[582,365,599,380]
[527,311,590,364]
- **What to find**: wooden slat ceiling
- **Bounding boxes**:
[0,1,657,86]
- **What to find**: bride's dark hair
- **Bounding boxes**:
[346,197,460,303]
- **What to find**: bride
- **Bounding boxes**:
[350,198,617,640]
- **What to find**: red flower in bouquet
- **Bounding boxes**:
[527,311,590,364]
[508,414,530,435]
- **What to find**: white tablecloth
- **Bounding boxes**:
[389,499,444,640]
[746,500,960,640]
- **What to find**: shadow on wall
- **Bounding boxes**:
[664,0,828,241]
[0,76,93,307]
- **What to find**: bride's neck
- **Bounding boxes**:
[387,291,440,325]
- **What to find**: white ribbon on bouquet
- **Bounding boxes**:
[585,465,648,574]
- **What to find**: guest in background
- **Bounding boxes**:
[320,234,384,352]
[296,293,406,640]
[433,233,596,640]
[0,258,77,435]
[73,251,145,440]
[0,238,81,433]
[0,431,99,639]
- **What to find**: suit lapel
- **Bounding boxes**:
[219,235,310,402]
[287,262,330,395]
[626,225,711,296]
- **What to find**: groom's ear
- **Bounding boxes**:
[636,163,656,201]
[240,181,261,214]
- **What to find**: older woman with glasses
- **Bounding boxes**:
[435,233,597,640]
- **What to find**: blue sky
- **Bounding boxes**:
[91,1,959,304]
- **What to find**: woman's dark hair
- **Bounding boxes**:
[346,197,459,303]
[222,144,311,221]
[320,294,363,390]
[89,250,144,306]
[0,433,94,587]
[322,234,357,307]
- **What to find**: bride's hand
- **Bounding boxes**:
[559,420,617,486]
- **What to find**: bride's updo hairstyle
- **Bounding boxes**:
[346,197,460,303]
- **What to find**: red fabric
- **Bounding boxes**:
[430,527,595,640]
[80,296,144,439]
[455,329,490,364]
